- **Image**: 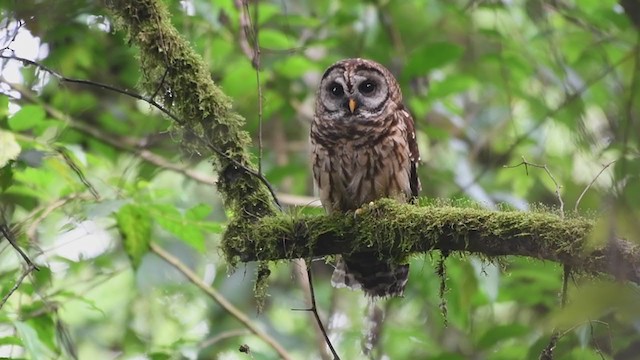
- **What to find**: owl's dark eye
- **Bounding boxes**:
[328,82,344,97]
[358,80,376,94]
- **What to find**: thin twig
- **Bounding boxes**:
[437,251,449,327]
[9,80,315,207]
[234,0,256,66]
[149,9,171,101]
[0,264,37,311]
[24,194,93,241]
[0,224,39,270]
[292,260,332,360]
[54,146,100,200]
[251,2,264,176]
[617,33,640,183]
[504,156,564,217]
[0,54,281,208]
[0,54,182,124]
[574,160,617,212]
[292,263,341,360]
[236,0,264,175]
[539,265,571,360]
[0,20,25,52]
[199,329,250,350]
[149,242,293,360]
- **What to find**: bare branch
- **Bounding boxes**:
[149,242,293,360]
[199,329,250,350]
[504,157,565,217]
[0,224,39,270]
[574,160,617,212]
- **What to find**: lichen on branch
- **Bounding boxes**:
[223,199,640,285]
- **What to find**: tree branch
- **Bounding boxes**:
[106,0,279,219]
[223,199,640,285]
[149,242,293,360]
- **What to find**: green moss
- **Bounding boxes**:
[254,262,271,313]
[221,197,620,283]
[107,0,278,220]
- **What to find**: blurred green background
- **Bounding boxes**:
[1,0,639,359]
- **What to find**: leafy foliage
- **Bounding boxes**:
[0,0,639,359]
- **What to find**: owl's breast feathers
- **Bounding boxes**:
[311,107,419,213]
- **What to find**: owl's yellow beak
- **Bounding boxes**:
[348,98,357,113]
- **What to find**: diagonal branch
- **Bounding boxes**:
[149,242,293,360]
[223,199,640,286]
[106,0,279,219]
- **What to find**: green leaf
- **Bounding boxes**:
[404,42,463,78]
[476,324,530,349]
[0,336,22,346]
[148,352,172,360]
[257,3,280,24]
[14,321,57,359]
[221,61,258,100]
[185,203,212,220]
[0,130,21,167]
[116,203,152,268]
[8,104,46,131]
[152,205,206,252]
[259,29,295,50]
[274,55,316,79]
[0,94,9,118]
[428,74,477,99]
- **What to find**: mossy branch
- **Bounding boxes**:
[104,0,640,288]
[223,199,640,285]
[106,0,277,219]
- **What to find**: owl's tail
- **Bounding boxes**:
[331,254,409,297]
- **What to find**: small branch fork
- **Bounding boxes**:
[0,224,39,311]
[504,156,565,216]
[505,157,616,359]
[291,263,341,360]
[457,50,636,196]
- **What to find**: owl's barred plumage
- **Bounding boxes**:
[310,58,420,297]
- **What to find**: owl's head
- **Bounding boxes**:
[316,58,402,123]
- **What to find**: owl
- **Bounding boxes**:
[310,58,421,297]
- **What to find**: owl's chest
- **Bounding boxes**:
[321,135,408,209]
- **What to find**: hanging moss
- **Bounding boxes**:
[254,262,271,313]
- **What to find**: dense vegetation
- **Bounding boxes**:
[1,0,639,359]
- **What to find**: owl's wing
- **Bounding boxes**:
[400,105,421,199]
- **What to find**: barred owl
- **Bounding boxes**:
[310,58,421,297]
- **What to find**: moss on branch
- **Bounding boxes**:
[106,0,277,219]
[106,0,640,288]
[223,199,640,284]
